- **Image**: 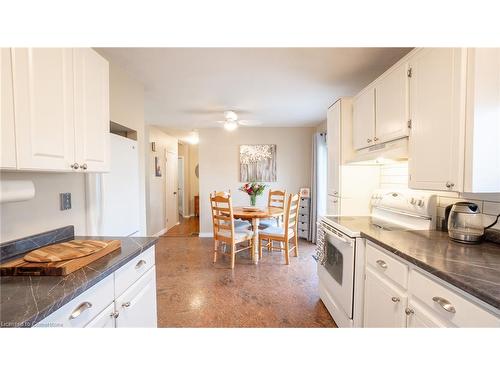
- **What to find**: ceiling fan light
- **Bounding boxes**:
[224,121,238,131]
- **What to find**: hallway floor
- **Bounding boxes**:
[154,236,337,327]
[164,215,199,237]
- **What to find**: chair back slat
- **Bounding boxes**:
[284,193,301,234]
[268,189,287,208]
[210,191,235,242]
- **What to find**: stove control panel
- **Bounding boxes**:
[370,189,436,218]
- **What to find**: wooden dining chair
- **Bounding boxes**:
[259,189,287,229]
[210,191,254,269]
[258,192,300,265]
[212,190,251,230]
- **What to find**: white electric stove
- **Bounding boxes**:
[316,189,436,327]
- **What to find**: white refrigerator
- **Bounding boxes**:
[86,133,140,237]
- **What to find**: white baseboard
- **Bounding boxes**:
[153,228,168,237]
[198,232,213,238]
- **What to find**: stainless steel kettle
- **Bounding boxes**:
[445,202,500,244]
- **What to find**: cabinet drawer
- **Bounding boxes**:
[35,275,114,328]
[114,245,155,297]
[366,242,408,289]
[409,269,500,327]
[298,229,309,238]
[298,213,309,222]
[298,221,308,230]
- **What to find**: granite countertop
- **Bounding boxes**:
[0,230,158,328]
[361,228,500,310]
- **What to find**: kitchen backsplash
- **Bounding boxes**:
[379,161,500,231]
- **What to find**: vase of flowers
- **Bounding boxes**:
[239,182,267,206]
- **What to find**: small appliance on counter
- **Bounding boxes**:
[444,202,500,244]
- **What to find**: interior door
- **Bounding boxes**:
[12,48,75,171]
[363,267,407,328]
[177,156,184,216]
[327,101,340,197]
[408,48,467,191]
[352,87,375,150]
[1,48,16,169]
[74,48,110,172]
[166,151,179,230]
[375,61,410,143]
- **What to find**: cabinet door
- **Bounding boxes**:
[375,61,409,143]
[326,195,339,215]
[408,48,467,191]
[115,267,158,328]
[406,301,448,328]
[327,101,340,196]
[1,48,16,169]
[74,48,110,172]
[11,48,75,171]
[85,303,115,328]
[363,267,407,328]
[352,87,375,150]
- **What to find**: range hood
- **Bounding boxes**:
[347,137,408,165]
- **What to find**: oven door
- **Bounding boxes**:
[319,226,355,319]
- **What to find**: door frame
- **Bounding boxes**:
[165,150,179,231]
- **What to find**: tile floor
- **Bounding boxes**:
[154,235,336,327]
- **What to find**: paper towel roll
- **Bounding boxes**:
[0,180,35,203]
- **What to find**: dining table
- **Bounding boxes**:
[232,206,284,264]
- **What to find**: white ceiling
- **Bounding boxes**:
[97,48,412,129]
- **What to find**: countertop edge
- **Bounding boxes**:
[360,232,500,311]
[12,237,158,327]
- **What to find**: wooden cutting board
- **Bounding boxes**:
[24,240,113,262]
[0,240,121,276]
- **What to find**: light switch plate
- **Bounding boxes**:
[60,193,71,210]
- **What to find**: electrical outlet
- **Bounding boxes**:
[60,193,72,210]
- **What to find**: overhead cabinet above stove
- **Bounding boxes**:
[0,48,109,172]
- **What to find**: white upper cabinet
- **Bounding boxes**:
[12,48,75,171]
[408,48,467,192]
[464,48,500,193]
[3,48,110,173]
[74,48,110,172]
[1,48,17,169]
[352,87,375,150]
[375,61,409,143]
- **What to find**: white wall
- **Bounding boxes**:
[0,172,87,242]
[146,126,179,236]
[107,59,148,236]
[188,143,199,215]
[198,127,314,235]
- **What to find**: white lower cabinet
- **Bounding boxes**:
[115,267,158,328]
[363,267,407,328]
[34,246,157,328]
[363,241,500,328]
[85,303,116,328]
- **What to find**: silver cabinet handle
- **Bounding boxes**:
[69,301,92,320]
[333,191,338,196]
[367,138,372,143]
[135,259,146,269]
[122,302,131,308]
[445,181,455,189]
[80,163,88,170]
[405,307,414,316]
[374,137,379,141]
[391,297,400,303]
[110,311,119,319]
[70,163,79,170]
[432,296,456,313]
[376,259,388,269]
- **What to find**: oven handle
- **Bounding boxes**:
[323,227,353,246]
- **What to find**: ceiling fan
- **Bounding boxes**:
[216,111,261,131]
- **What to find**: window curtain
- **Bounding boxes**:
[309,132,327,243]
